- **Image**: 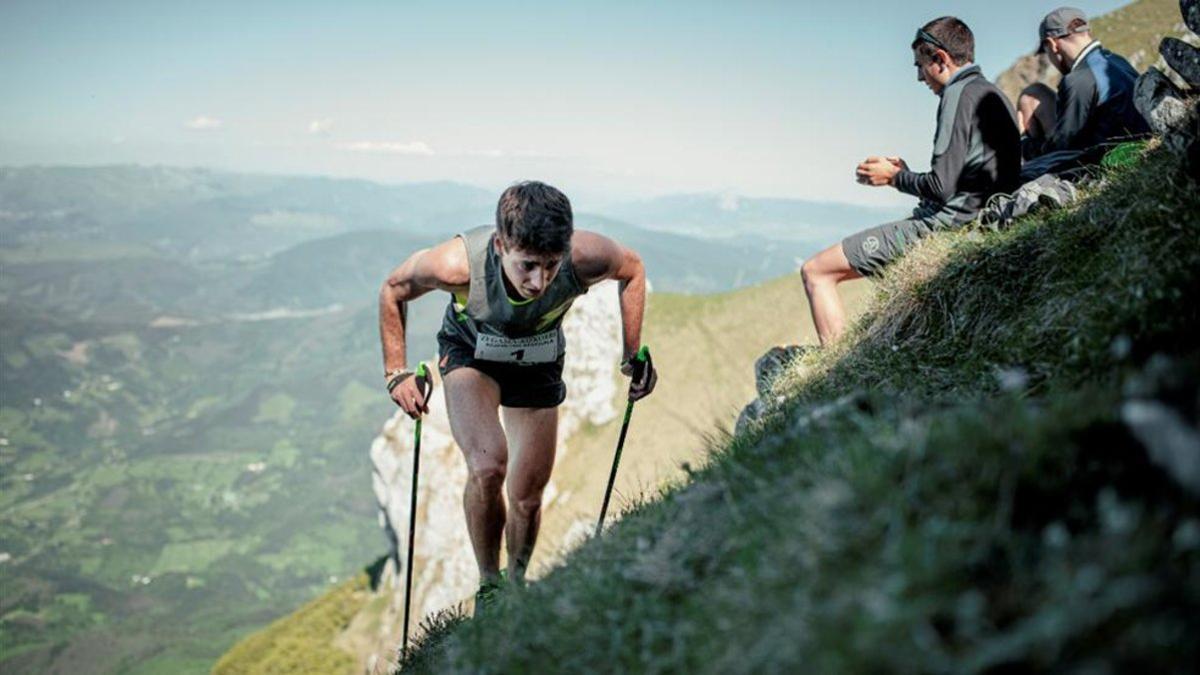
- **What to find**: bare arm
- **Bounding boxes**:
[571,230,646,362]
[1017,94,1038,135]
[378,237,468,416]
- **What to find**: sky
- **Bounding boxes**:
[0,0,1128,208]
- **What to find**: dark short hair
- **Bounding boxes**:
[912,16,974,66]
[495,181,573,254]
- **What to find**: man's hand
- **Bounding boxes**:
[621,350,657,402]
[388,370,431,420]
[855,156,906,186]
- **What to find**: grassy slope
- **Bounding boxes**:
[212,264,873,673]
[1090,0,1188,63]
[534,276,872,571]
[212,572,369,675]
[402,144,1200,672]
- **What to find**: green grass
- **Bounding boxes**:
[1092,0,1191,65]
[212,568,375,675]
[0,302,390,673]
[400,146,1200,672]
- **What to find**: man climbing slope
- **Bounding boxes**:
[378,181,657,607]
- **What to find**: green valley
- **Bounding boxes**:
[1,166,863,673]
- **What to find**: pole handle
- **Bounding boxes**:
[626,346,653,401]
[414,361,432,401]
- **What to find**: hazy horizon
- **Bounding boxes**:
[0,160,904,215]
[2,1,1127,208]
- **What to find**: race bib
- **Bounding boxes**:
[474,330,560,364]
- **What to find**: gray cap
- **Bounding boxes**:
[1037,7,1089,52]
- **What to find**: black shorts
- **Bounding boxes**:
[437,332,567,409]
[841,207,956,277]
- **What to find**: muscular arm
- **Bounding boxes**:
[378,237,469,376]
[571,230,646,362]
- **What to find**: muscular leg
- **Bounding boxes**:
[500,405,558,584]
[443,368,508,583]
[801,242,863,346]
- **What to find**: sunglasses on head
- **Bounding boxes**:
[914,28,950,53]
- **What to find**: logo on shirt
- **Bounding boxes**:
[863,236,881,255]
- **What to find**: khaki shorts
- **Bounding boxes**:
[841,207,956,277]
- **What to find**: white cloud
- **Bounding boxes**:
[184,116,223,131]
[307,119,333,135]
[444,148,505,158]
[512,148,560,159]
[335,140,435,156]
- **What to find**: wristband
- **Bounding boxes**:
[386,370,413,393]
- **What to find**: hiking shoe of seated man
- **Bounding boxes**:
[754,344,817,398]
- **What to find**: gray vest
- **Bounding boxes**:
[439,226,586,353]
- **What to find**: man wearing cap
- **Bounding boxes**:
[1031,6,1148,159]
[800,16,1019,345]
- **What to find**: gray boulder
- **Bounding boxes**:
[1161,36,1200,89]
[1185,0,1200,36]
[1134,67,1198,153]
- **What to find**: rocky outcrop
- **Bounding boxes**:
[361,280,626,671]
[1134,1,1200,174]
[1162,36,1200,88]
[1135,68,1197,151]
[996,53,1061,108]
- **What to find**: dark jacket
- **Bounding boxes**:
[1044,41,1149,153]
[893,65,1022,226]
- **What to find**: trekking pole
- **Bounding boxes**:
[401,362,431,664]
[595,346,651,537]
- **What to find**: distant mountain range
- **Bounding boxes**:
[601,192,895,243]
[0,165,495,261]
[0,165,886,307]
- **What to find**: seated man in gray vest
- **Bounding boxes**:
[800,16,1020,345]
[378,181,657,605]
[1021,6,1150,179]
